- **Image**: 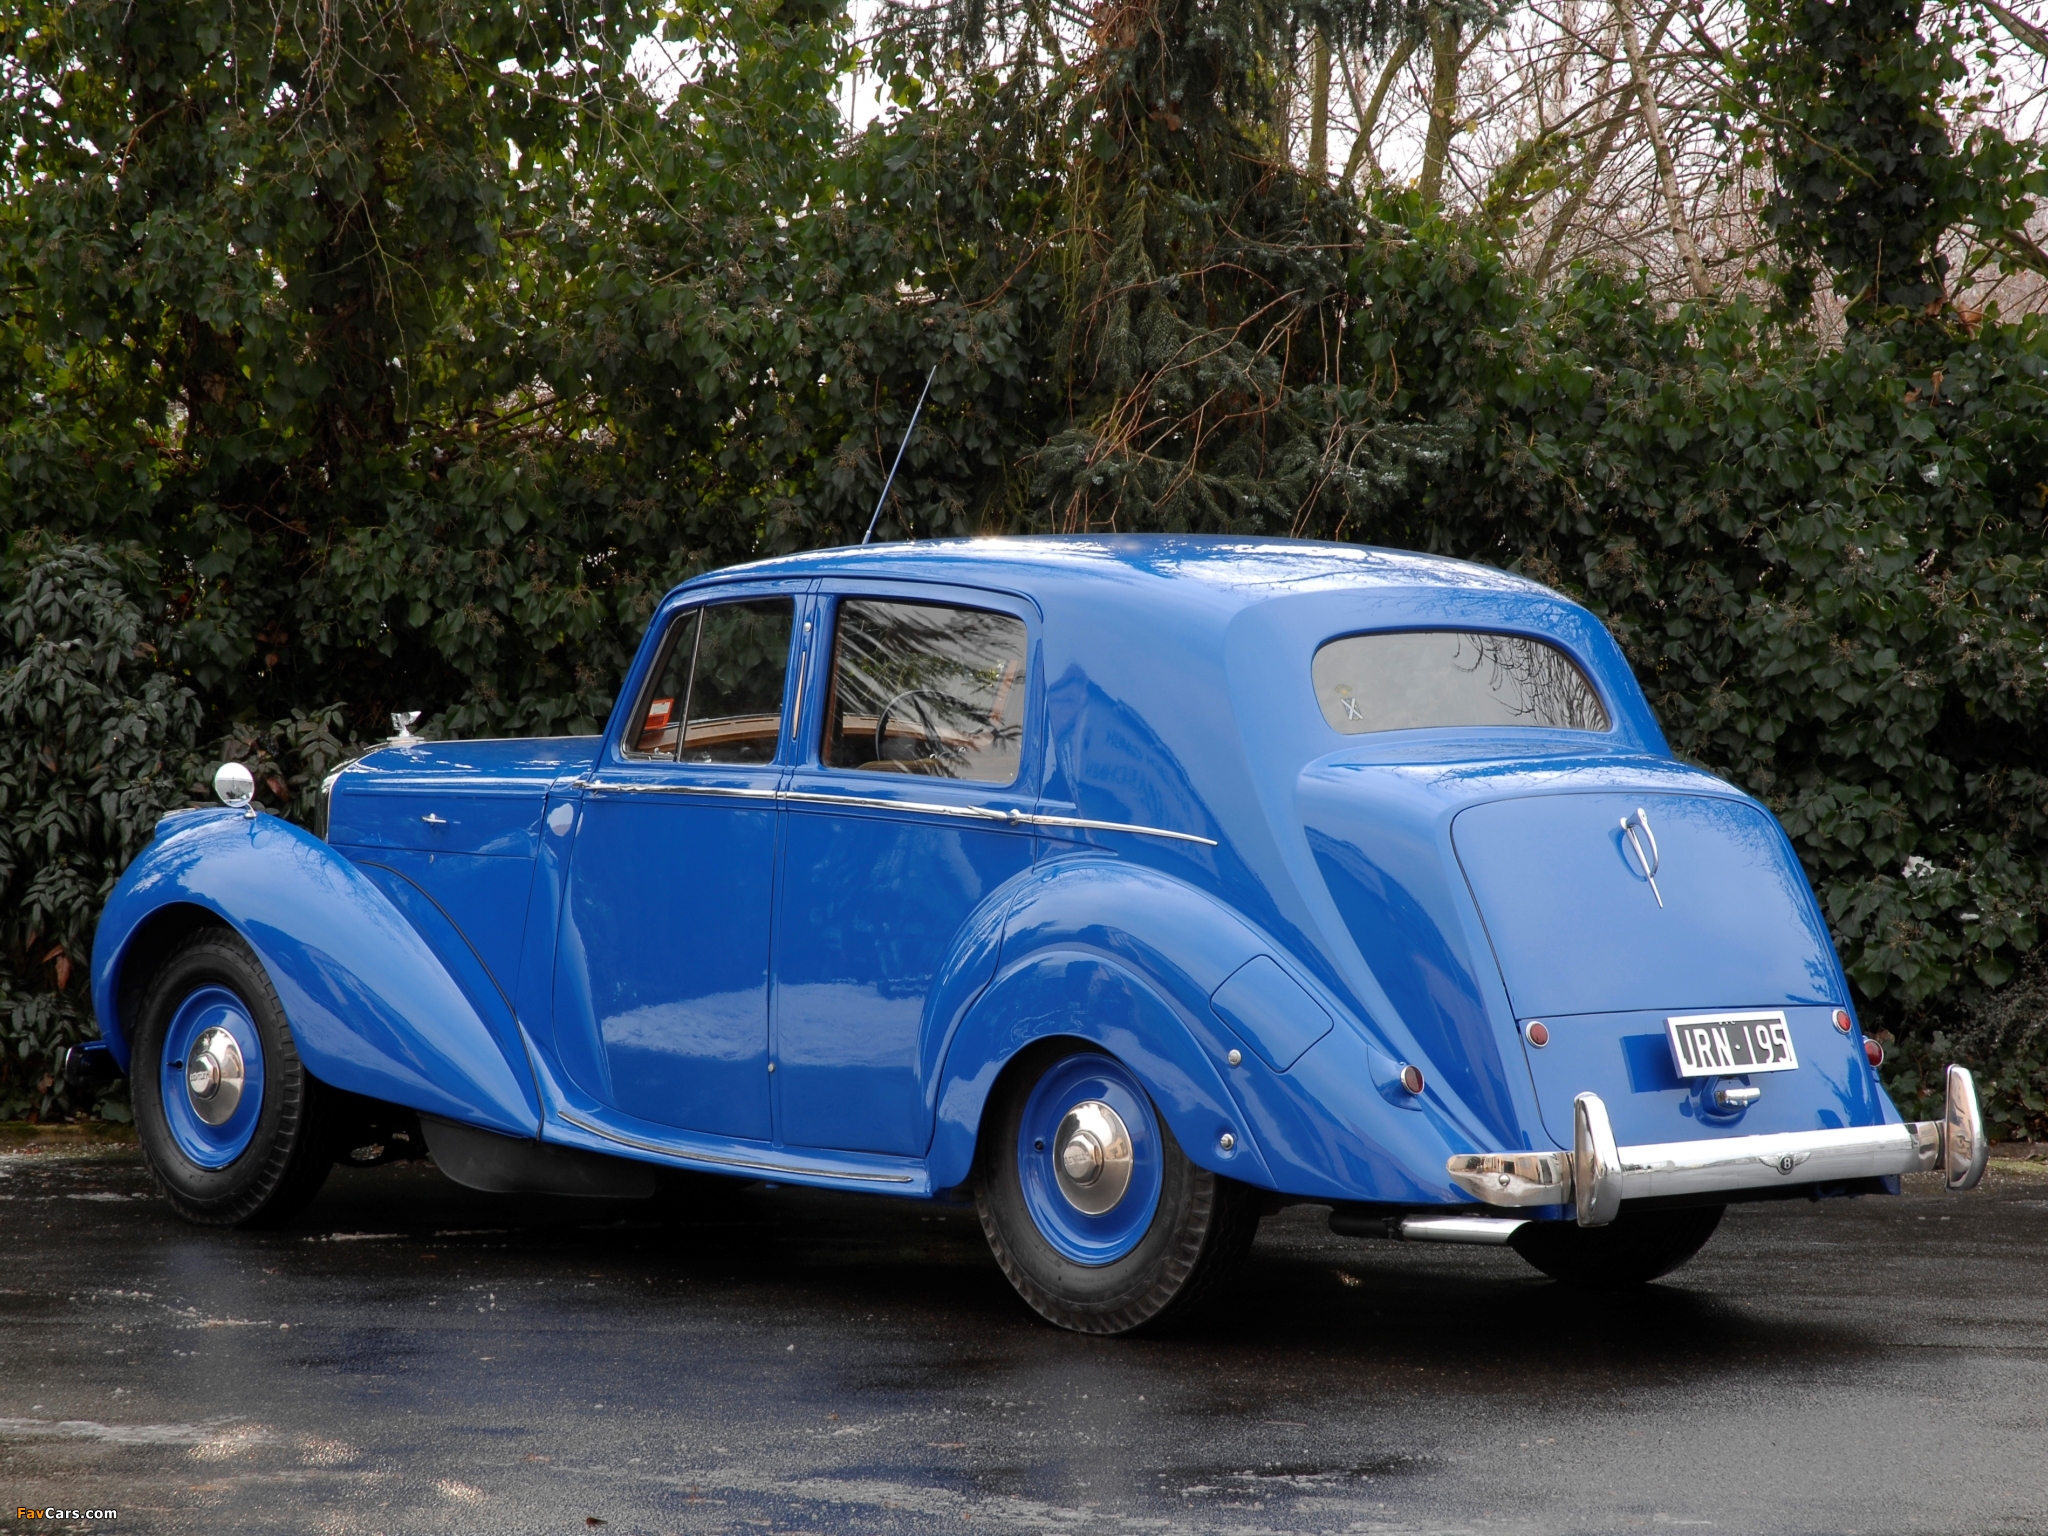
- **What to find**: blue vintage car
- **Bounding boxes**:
[80,537,1987,1332]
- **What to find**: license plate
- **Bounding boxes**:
[1665,1011,1798,1078]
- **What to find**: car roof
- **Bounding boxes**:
[672,533,1666,762]
[679,535,1555,613]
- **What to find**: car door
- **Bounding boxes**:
[554,589,800,1139]
[773,584,1038,1156]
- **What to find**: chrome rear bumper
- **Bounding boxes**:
[1449,1064,1989,1227]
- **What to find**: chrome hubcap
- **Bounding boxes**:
[1053,1100,1133,1215]
[184,1026,246,1126]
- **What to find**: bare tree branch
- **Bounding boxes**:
[1342,35,1419,189]
[1615,0,1713,296]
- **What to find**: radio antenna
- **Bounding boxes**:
[862,364,939,546]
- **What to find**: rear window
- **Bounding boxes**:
[1312,630,1610,735]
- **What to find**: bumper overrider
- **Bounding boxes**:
[1449,1063,1990,1228]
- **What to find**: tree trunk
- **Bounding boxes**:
[1271,37,1295,158]
[1613,0,1712,297]
[1981,0,2048,62]
[1307,25,1332,180]
[1418,12,1462,207]
[1530,105,1628,287]
[1341,34,1419,190]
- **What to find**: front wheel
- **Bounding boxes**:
[132,927,335,1227]
[974,1045,1260,1334]
[1509,1204,1724,1288]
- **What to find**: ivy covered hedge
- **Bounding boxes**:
[0,540,360,1118]
[1398,285,2048,1136]
[0,0,2041,1136]
[0,541,195,1119]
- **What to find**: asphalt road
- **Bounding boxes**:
[3,1134,2045,1536]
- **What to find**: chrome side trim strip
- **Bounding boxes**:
[1021,810,1219,846]
[583,779,1218,845]
[780,788,1217,845]
[779,788,1021,822]
[557,1108,918,1185]
[583,780,781,802]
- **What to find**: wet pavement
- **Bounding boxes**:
[2,1137,2045,1536]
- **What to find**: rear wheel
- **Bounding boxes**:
[974,1044,1260,1334]
[132,928,335,1227]
[1509,1204,1724,1288]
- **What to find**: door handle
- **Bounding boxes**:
[421,813,449,826]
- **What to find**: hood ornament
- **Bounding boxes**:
[1620,807,1664,907]
[390,711,423,746]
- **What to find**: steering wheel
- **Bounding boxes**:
[875,688,951,765]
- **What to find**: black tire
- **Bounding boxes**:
[1509,1204,1724,1288]
[132,927,336,1227]
[974,1045,1262,1335]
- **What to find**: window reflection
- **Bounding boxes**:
[1312,630,1610,735]
[627,599,794,763]
[822,601,1027,783]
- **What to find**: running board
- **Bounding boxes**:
[520,1026,933,1196]
[420,1114,656,1199]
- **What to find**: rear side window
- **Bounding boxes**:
[628,598,795,763]
[1313,630,1610,735]
[821,600,1027,783]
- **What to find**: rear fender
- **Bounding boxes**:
[927,949,1276,1192]
[926,860,1469,1203]
[91,809,540,1137]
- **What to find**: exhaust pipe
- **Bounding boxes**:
[1329,1210,1529,1245]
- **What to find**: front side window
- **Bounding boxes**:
[1313,630,1610,735]
[820,600,1028,783]
[627,598,795,764]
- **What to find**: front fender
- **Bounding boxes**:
[91,809,540,1138]
[926,859,1478,1204]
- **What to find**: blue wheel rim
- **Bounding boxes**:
[158,985,266,1170]
[1016,1053,1164,1266]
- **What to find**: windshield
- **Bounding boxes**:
[1312,630,1610,734]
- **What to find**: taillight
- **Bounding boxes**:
[1525,1021,1550,1047]
[1833,1008,1853,1033]
[1400,1064,1425,1095]
[1864,1039,1884,1068]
